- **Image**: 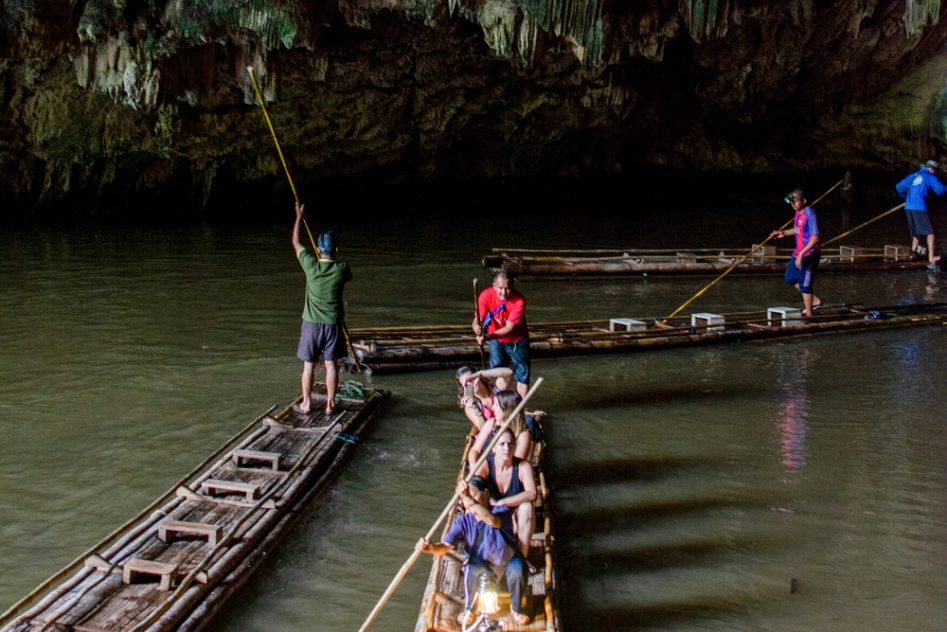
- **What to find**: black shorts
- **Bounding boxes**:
[297,321,345,363]
[906,209,934,237]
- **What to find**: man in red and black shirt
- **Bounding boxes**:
[771,189,822,316]
[472,271,530,397]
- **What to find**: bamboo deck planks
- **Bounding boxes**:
[0,385,390,632]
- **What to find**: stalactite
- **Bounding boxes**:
[903,0,941,35]
[678,0,733,42]
[448,0,605,64]
[525,0,605,63]
[928,84,947,142]
[479,0,518,60]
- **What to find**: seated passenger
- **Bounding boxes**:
[467,390,537,469]
[471,428,537,559]
[456,366,513,430]
[416,478,529,626]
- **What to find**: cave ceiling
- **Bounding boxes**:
[0,0,946,212]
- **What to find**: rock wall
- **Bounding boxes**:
[0,0,945,214]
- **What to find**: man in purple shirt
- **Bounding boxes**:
[895,159,947,263]
[771,188,822,316]
[416,478,529,626]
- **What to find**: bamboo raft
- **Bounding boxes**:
[415,414,559,632]
[350,303,947,373]
[482,245,937,276]
[0,383,389,632]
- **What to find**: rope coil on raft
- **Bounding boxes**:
[336,380,366,399]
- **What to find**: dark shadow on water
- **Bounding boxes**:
[587,601,749,632]
[553,455,715,487]
[580,538,733,573]
[548,450,770,632]
[554,384,758,412]
[556,496,737,530]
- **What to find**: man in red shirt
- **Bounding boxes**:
[472,271,530,397]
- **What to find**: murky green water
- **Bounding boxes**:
[2,188,946,632]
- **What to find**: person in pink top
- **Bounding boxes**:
[771,188,822,316]
[455,365,514,430]
[472,271,530,397]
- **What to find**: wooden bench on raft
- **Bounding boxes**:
[231,448,282,471]
[122,558,178,590]
[158,520,223,547]
[199,479,262,501]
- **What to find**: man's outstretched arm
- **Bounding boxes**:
[292,202,306,256]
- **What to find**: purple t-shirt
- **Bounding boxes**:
[443,507,517,573]
[793,206,820,257]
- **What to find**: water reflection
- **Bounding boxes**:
[775,349,814,480]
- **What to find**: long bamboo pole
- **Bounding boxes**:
[356,377,544,632]
[473,279,486,368]
[823,202,906,246]
[659,179,844,323]
[246,66,362,373]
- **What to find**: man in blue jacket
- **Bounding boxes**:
[896,159,947,263]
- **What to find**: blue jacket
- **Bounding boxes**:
[896,169,947,211]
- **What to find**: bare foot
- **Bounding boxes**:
[930,255,941,263]
[509,611,529,625]
[293,404,311,415]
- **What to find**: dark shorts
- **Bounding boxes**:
[906,209,934,237]
[297,321,344,363]
[489,337,530,385]
[785,251,820,294]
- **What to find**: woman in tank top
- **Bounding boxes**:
[470,427,536,558]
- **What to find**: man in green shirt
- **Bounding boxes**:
[292,202,352,415]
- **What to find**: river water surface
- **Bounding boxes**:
[2,182,946,632]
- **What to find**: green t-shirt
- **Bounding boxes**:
[297,249,352,324]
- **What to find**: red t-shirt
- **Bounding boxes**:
[477,288,528,343]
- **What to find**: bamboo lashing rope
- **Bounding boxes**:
[659,179,844,323]
[247,66,362,373]
[356,377,544,632]
[823,202,906,246]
